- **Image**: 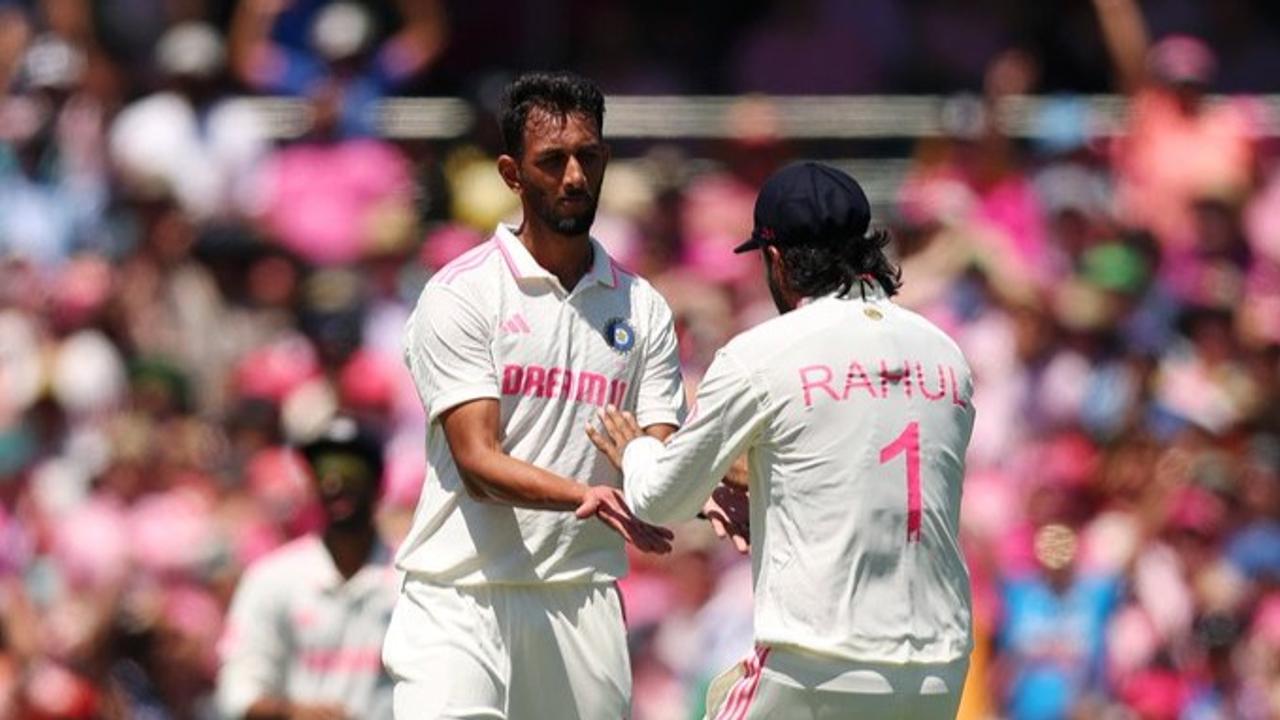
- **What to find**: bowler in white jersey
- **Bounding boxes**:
[382,72,689,719]
[589,162,977,719]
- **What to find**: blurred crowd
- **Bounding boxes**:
[2,0,1280,719]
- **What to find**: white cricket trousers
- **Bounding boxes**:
[382,576,631,719]
[705,644,969,720]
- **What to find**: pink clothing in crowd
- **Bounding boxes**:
[1115,90,1257,249]
[257,140,415,266]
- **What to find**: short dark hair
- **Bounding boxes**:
[776,227,902,299]
[499,71,606,157]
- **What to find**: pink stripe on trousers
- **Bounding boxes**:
[716,646,771,720]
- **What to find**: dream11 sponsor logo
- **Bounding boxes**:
[501,364,628,408]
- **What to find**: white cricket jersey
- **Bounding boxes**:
[216,535,398,719]
[622,283,976,665]
[397,224,686,585]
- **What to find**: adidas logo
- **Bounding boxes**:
[501,314,532,335]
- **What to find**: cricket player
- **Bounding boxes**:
[217,416,397,720]
[382,72,690,719]
[588,162,977,719]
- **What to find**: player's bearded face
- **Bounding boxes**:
[518,110,607,236]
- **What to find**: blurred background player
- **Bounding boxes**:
[589,162,976,719]
[217,416,396,720]
[381,71,687,719]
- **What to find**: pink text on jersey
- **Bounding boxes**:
[501,364,628,407]
[299,647,383,673]
[799,360,969,408]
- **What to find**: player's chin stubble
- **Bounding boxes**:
[525,182,598,236]
[542,200,597,236]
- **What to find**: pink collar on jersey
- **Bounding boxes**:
[494,225,621,289]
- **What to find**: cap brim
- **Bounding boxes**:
[733,237,762,254]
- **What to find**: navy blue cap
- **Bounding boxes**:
[734,162,872,254]
[300,416,384,480]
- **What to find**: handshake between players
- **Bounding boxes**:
[587,404,751,555]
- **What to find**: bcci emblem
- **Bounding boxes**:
[604,317,636,354]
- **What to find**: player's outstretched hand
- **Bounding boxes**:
[585,405,645,470]
[576,485,674,554]
[703,484,750,553]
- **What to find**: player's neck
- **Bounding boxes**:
[517,223,594,291]
[323,524,378,580]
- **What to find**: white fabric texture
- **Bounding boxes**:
[382,578,630,720]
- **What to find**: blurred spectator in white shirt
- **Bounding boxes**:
[110,22,269,224]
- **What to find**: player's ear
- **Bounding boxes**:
[764,245,785,276]
[497,154,522,193]
[764,245,798,309]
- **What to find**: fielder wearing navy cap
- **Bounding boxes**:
[734,161,872,254]
[300,416,385,528]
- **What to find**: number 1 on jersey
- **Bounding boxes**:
[879,421,921,543]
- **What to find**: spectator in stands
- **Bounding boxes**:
[229,0,447,138]
[0,34,108,265]
[997,523,1122,720]
[248,66,418,266]
[109,22,269,224]
[1094,0,1261,251]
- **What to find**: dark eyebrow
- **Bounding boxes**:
[539,142,604,157]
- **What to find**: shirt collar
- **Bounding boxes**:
[309,535,394,592]
[494,224,619,290]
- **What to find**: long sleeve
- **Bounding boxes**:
[622,348,771,525]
